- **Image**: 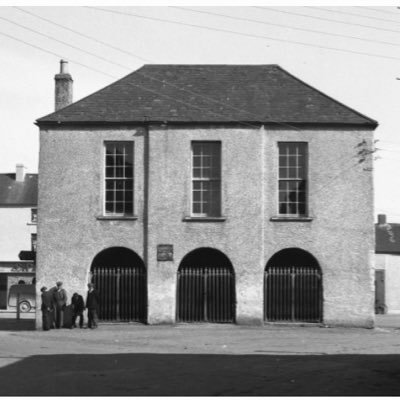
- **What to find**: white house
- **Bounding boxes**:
[375,214,400,314]
[0,164,37,312]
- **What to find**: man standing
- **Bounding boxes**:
[53,281,67,329]
[71,292,85,328]
[40,286,54,331]
[86,283,100,329]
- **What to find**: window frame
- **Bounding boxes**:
[31,208,37,224]
[103,141,134,217]
[190,141,222,218]
[31,233,37,253]
[277,142,308,218]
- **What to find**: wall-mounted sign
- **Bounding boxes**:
[157,244,173,261]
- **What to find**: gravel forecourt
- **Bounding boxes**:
[0,315,400,395]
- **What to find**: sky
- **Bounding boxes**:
[1,4,400,220]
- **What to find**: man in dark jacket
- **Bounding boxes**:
[53,281,67,328]
[71,292,85,328]
[40,286,54,331]
[86,283,100,329]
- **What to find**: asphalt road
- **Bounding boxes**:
[0,315,400,395]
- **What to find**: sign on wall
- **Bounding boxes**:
[157,244,173,261]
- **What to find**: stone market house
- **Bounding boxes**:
[35,61,377,328]
[0,165,37,313]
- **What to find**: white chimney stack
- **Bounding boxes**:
[16,163,25,182]
[55,59,73,111]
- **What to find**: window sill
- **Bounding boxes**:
[27,222,37,226]
[270,216,313,222]
[183,216,227,222]
[96,215,138,221]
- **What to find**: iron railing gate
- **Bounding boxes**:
[264,266,322,323]
[177,266,235,323]
[92,266,146,323]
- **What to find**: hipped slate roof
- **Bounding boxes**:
[376,223,400,254]
[0,174,38,206]
[37,64,377,126]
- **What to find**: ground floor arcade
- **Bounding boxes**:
[87,246,323,325]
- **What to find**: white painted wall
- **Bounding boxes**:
[375,253,400,314]
[0,207,36,261]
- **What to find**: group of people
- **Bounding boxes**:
[40,281,100,331]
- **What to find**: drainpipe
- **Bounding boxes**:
[143,118,150,321]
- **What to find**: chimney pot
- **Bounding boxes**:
[60,59,69,74]
[55,59,73,111]
[16,164,25,182]
[378,214,387,225]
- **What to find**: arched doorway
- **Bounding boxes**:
[177,248,235,323]
[91,247,146,323]
[264,248,322,323]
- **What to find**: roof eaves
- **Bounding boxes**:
[34,120,378,128]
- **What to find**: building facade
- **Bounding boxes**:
[375,214,400,314]
[35,62,377,328]
[0,165,37,312]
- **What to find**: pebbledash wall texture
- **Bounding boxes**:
[35,62,377,328]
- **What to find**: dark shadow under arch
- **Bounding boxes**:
[177,247,235,323]
[266,247,320,270]
[91,247,146,323]
[91,247,145,269]
[179,247,234,271]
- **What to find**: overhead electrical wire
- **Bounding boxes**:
[255,7,400,35]
[0,29,115,78]
[86,6,400,63]
[310,6,400,26]
[361,7,400,16]
[0,28,280,131]
[0,23,378,196]
[11,6,301,131]
[173,6,400,49]
[13,6,152,63]
[12,6,388,132]
[0,14,130,71]
[3,6,383,133]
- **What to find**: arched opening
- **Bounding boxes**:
[177,248,235,323]
[264,248,322,323]
[91,247,146,323]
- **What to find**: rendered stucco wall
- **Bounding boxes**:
[36,127,145,327]
[147,126,264,325]
[263,128,374,327]
[0,208,36,261]
[146,125,375,327]
[37,124,375,328]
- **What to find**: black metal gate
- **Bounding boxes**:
[264,266,322,322]
[177,266,235,323]
[91,266,146,322]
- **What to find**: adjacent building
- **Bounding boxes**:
[35,61,377,328]
[375,214,400,314]
[0,164,37,312]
